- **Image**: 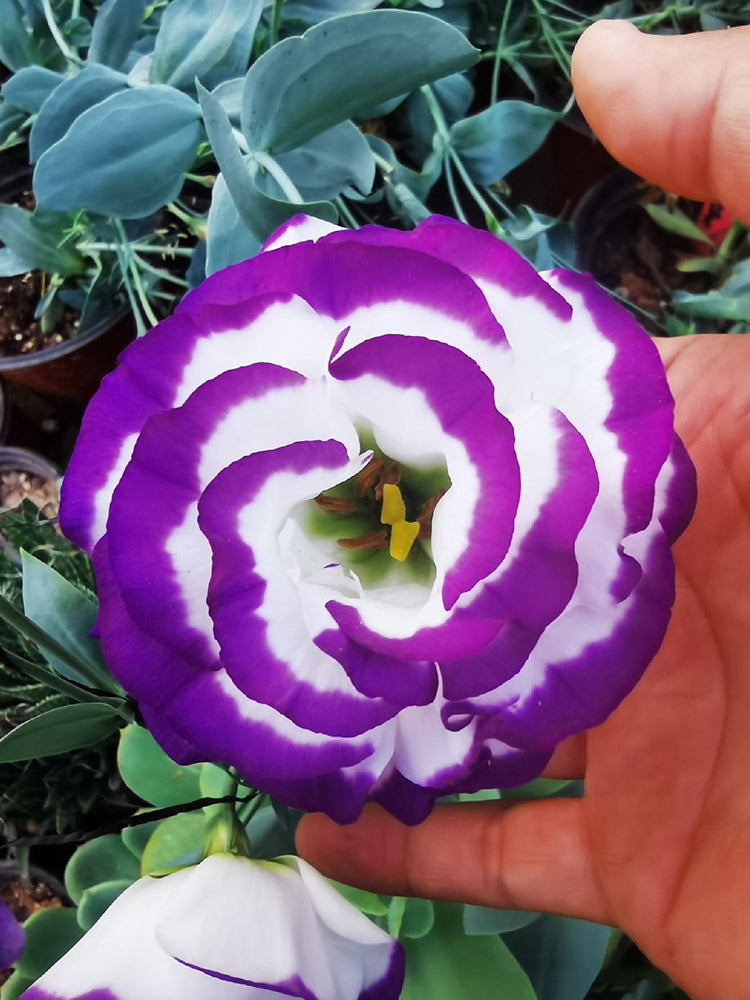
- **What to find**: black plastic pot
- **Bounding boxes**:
[572,167,644,272]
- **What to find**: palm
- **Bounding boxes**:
[580,335,750,998]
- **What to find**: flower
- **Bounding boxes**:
[20,854,403,1000]
[61,215,695,823]
[0,896,25,969]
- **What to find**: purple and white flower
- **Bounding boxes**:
[20,853,402,1000]
[0,896,24,969]
[61,215,695,824]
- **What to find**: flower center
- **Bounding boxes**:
[306,444,450,589]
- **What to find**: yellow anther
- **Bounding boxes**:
[389,519,420,562]
[380,483,406,525]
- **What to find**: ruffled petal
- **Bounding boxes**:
[106,364,358,674]
[93,539,392,823]
[440,404,599,700]
[199,441,412,735]
[60,293,340,553]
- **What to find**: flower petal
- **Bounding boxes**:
[157,855,402,1000]
[331,334,520,609]
[106,364,358,675]
[439,404,599,700]
[60,293,340,553]
[0,898,24,969]
[93,539,392,823]
[199,441,415,735]
[20,872,249,1000]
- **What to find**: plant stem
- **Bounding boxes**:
[491,0,515,104]
[132,253,189,288]
[334,197,359,229]
[252,150,303,203]
[269,0,284,48]
[81,241,194,257]
[113,219,160,329]
[41,0,81,64]
[443,156,467,224]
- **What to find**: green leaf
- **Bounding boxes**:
[77,878,134,931]
[199,83,337,246]
[255,122,375,202]
[150,0,261,90]
[241,9,478,154]
[0,0,35,71]
[140,811,207,875]
[401,897,435,939]
[88,0,149,70]
[205,172,261,274]
[676,255,724,276]
[0,703,121,762]
[329,880,387,917]
[451,100,561,185]
[198,761,235,821]
[387,895,406,938]
[121,811,162,858]
[0,98,25,144]
[117,723,204,807]
[34,85,201,219]
[502,777,576,800]
[30,64,129,162]
[671,289,750,321]
[644,202,714,246]
[21,549,110,686]
[504,914,613,1000]
[63,16,91,50]
[65,833,141,905]
[464,904,540,935]
[0,205,85,276]
[1,66,64,113]
[16,908,83,980]
[0,590,120,695]
[401,903,536,1000]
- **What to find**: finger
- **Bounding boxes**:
[297,801,613,924]
[571,21,750,225]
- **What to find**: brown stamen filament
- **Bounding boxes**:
[417,488,447,539]
[314,494,357,514]
[337,530,388,551]
[374,462,401,501]
[355,456,385,497]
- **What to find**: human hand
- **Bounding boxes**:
[298,24,750,1000]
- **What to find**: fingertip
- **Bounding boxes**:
[572,23,750,222]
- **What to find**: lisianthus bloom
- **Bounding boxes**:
[0,896,24,969]
[21,854,402,1000]
[61,215,695,823]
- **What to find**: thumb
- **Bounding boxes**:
[571,21,750,225]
